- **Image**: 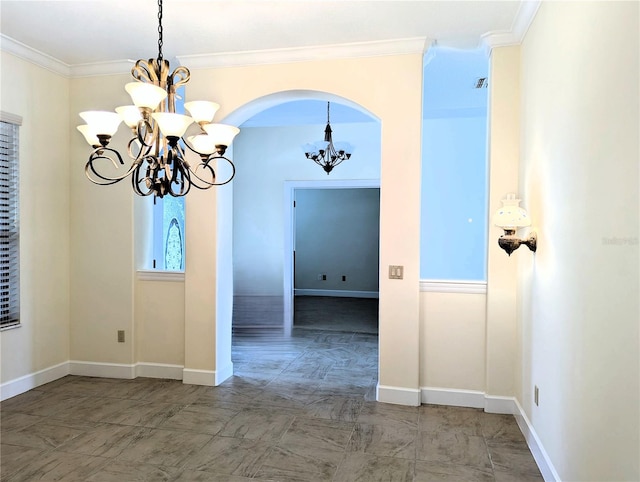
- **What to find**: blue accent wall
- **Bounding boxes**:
[420,48,489,281]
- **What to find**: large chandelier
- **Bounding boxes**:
[76,0,239,198]
[302,102,353,174]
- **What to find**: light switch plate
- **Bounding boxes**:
[389,265,403,279]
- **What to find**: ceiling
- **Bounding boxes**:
[0,1,526,127]
[1,1,524,67]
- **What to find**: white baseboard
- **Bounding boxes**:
[0,362,69,401]
[69,361,136,379]
[183,363,234,386]
[183,368,216,386]
[215,362,234,386]
[513,399,561,482]
[419,387,558,482]
[295,289,379,299]
[421,387,485,408]
[135,363,183,380]
[484,395,518,414]
[377,384,421,406]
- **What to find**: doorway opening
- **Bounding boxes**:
[283,180,380,335]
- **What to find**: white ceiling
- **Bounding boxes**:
[0,1,527,126]
[1,1,525,67]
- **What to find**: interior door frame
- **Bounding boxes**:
[283,179,380,333]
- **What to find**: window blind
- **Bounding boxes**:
[0,118,20,328]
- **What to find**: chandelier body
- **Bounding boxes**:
[303,102,353,174]
[77,0,239,198]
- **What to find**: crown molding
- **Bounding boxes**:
[0,34,71,77]
[70,60,135,78]
[481,0,541,53]
[176,37,428,70]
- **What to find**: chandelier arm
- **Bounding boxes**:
[131,59,159,84]
[126,136,153,162]
[131,162,155,197]
[188,155,236,187]
[85,148,141,185]
[167,160,190,197]
[136,120,156,149]
[169,66,190,90]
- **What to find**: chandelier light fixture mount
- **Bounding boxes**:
[76,0,239,198]
[302,102,353,174]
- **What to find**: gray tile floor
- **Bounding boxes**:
[0,327,543,481]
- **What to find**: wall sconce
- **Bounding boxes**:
[493,193,537,256]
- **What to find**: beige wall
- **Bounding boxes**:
[61,54,423,395]
[134,278,185,366]
[184,55,424,396]
[419,291,486,391]
[518,2,639,480]
[0,52,70,383]
[485,45,521,399]
[69,73,135,365]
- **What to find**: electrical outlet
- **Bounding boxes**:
[389,265,404,279]
[117,330,125,343]
[322,274,327,281]
[534,385,539,406]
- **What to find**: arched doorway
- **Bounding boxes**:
[226,92,381,379]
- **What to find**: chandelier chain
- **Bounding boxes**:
[157,0,164,62]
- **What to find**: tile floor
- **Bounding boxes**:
[0,327,543,481]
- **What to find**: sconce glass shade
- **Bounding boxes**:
[187,134,218,155]
[125,82,168,109]
[202,123,240,147]
[151,113,193,138]
[79,111,122,137]
[184,101,220,124]
[494,193,531,229]
[116,105,143,129]
[77,125,100,147]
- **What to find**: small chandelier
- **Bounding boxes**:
[302,102,353,174]
[76,0,239,198]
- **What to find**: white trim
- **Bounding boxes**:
[480,0,541,52]
[420,387,485,409]
[513,399,561,482]
[182,368,216,386]
[0,362,69,401]
[419,387,516,415]
[0,111,23,126]
[0,34,70,77]
[295,289,379,299]
[376,384,421,406]
[511,0,542,42]
[70,60,134,78]
[484,395,517,414]
[177,37,427,70]
[183,367,233,386]
[214,362,234,386]
[283,179,381,334]
[68,361,136,379]
[137,270,185,282]
[419,280,487,294]
[135,363,183,380]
